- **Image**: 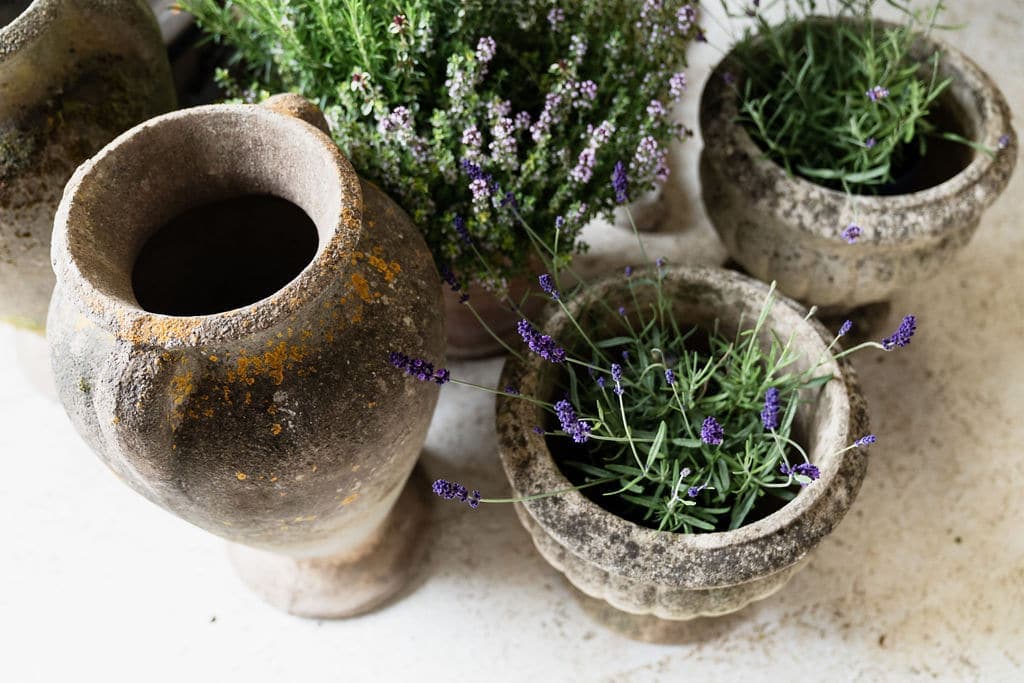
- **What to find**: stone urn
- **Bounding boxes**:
[47,94,445,618]
[1,0,175,331]
[700,19,1016,313]
[495,266,870,641]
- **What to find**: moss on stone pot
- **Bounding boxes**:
[495,267,870,637]
[699,19,1016,312]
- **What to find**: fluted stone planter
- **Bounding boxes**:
[700,19,1016,312]
[47,95,444,618]
[1,0,175,331]
[496,266,869,641]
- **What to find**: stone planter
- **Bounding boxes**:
[496,266,869,639]
[47,95,444,618]
[0,0,176,331]
[700,19,1016,312]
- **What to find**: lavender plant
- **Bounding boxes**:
[718,0,988,199]
[182,0,701,288]
[391,167,916,533]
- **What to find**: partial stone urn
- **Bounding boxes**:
[47,95,445,618]
[700,20,1016,312]
[1,0,175,330]
[496,267,869,639]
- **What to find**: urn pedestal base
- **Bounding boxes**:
[229,466,431,619]
[567,581,748,645]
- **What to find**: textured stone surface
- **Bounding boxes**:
[0,0,175,330]
[700,18,1017,310]
[496,267,870,623]
[1,1,1022,680]
[46,98,444,613]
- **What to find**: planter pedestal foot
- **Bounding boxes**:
[229,466,431,619]
[566,581,747,644]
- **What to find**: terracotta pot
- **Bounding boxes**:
[444,269,546,360]
[496,266,869,638]
[47,95,444,618]
[700,19,1016,312]
[0,0,175,330]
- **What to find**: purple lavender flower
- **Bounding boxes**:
[453,215,471,245]
[618,306,627,317]
[439,264,461,292]
[655,257,666,269]
[761,387,780,431]
[504,385,520,396]
[389,352,450,384]
[865,137,877,149]
[532,426,544,435]
[701,416,724,446]
[842,223,862,244]
[612,161,629,204]
[866,85,890,102]
[855,434,877,447]
[838,320,853,337]
[624,265,633,278]
[538,274,559,300]
[432,479,481,508]
[722,71,736,85]
[665,369,676,386]
[555,216,566,232]
[780,462,820,483]
[500,191,517,208]
[611,363,624,396]
[554,399,592,443]
[516,319,566,363]
[999,134,1011,150]
[881,315,917,350]
[687,483,707,498]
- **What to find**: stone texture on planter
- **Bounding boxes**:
[496,266,870,626]
[47,95,444,617]
[0,0,176,330]
[700,20,1017,311]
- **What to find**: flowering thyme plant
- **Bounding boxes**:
[391,168,916,533]
[183,0,701,287]
[718,0,990,199]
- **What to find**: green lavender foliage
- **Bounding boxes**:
[722,0,966,193]
[181,0,700,288]
[550,269,835,532]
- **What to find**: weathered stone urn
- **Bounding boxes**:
[47,95,445,617]
[1,0,175,330]
[496,266,869,640]
[700,19,1016,312]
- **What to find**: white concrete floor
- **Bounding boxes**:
[2,2,1022,681]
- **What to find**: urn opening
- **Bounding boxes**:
[54,104,359,343]
[131,194,319,316]
[0,2,31,29]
